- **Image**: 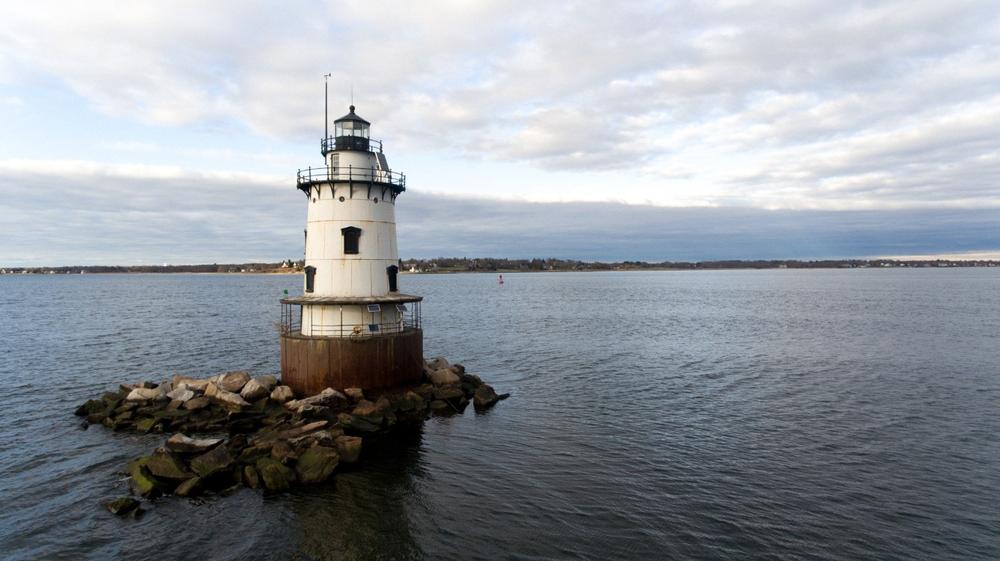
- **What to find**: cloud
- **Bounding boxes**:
[1,1,999,211]
[1,161,998,266]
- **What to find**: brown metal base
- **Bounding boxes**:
[280,328,423,396]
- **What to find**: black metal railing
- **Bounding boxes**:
[297,165,406,191]
[321,136,383,154]
[280,300,421,338]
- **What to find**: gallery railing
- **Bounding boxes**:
[321,136,383,154]
[280,300,421,338]
[296,165,406,191]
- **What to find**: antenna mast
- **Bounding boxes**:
[324,73,332,140]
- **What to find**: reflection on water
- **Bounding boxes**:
[289,428,426,561]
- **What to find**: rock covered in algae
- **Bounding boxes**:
[295,446,339,483]
[105,496,140,516]
[144,452,192,480]
[256,458,295,491]
[189,445,234,478]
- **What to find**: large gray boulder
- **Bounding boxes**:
[215,371,251,393]
[256,375,278,390]
[126,387,165,401]
[144,452,192,480]
[189,445,234,478]
[284,388,348,412]
[425,357,450,371]
[429,368,460,387]
[182,396,211,411]
[351,400,383,426]
[212,389,250,410]
[166,388,195,402]
[165,433,223,454]
[343,387,365,402]
[270,385,295,403]
[335,435,362,463]
[240,378,271,402]
[473,384,500,409]
[175,378,210,392]
[397,391,425,412]
[256,458,295,491]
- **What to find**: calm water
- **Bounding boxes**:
[1,270,998,561]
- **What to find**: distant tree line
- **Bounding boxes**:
[4,257,998,274]
[398,257,998,272]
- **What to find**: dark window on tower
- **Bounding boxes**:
[341,226,361,254]
[387,265,398,292]
[304,266,316,293]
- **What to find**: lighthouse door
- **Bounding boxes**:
[386,265,398,292]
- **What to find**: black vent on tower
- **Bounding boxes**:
[304,266,316,293]
[387,265,399,292]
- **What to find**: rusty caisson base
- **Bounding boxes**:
[280,328,424,396]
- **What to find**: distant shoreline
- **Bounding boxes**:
[3,257,999,275]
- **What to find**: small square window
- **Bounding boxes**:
[341,226,361,254]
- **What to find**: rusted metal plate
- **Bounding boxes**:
[280,328,423,396]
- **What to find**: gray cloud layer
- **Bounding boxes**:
[2,1,999,209]
[2,166,997,266]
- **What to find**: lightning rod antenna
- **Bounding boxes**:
[324,73,332,140]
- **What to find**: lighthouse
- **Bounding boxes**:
[279,104,423,395]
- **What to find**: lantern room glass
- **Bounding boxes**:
[335,121,369,139]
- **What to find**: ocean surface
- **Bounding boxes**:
[0,270,998,561]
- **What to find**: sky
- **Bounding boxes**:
[1,0,999,266]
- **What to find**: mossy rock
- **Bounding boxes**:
[242,466,260,489]
[174,477,202,497]
[75,399,106,417]
[255,458,295,491]
[433,386,465,403]
[145,452,192,480]
[152,409,191,421]
[237,443,271,465]
[127,457,163,498]
[189,444,234,478]
[114,402,139,414]
[105,496,140,515]
[135,418,158,433]
[295,446,339,484]
[338,414,380,433]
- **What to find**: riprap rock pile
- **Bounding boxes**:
[73,357,508,514]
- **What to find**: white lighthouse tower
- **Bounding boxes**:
[280,103,423,395]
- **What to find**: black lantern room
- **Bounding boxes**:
[333,105,370,151]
